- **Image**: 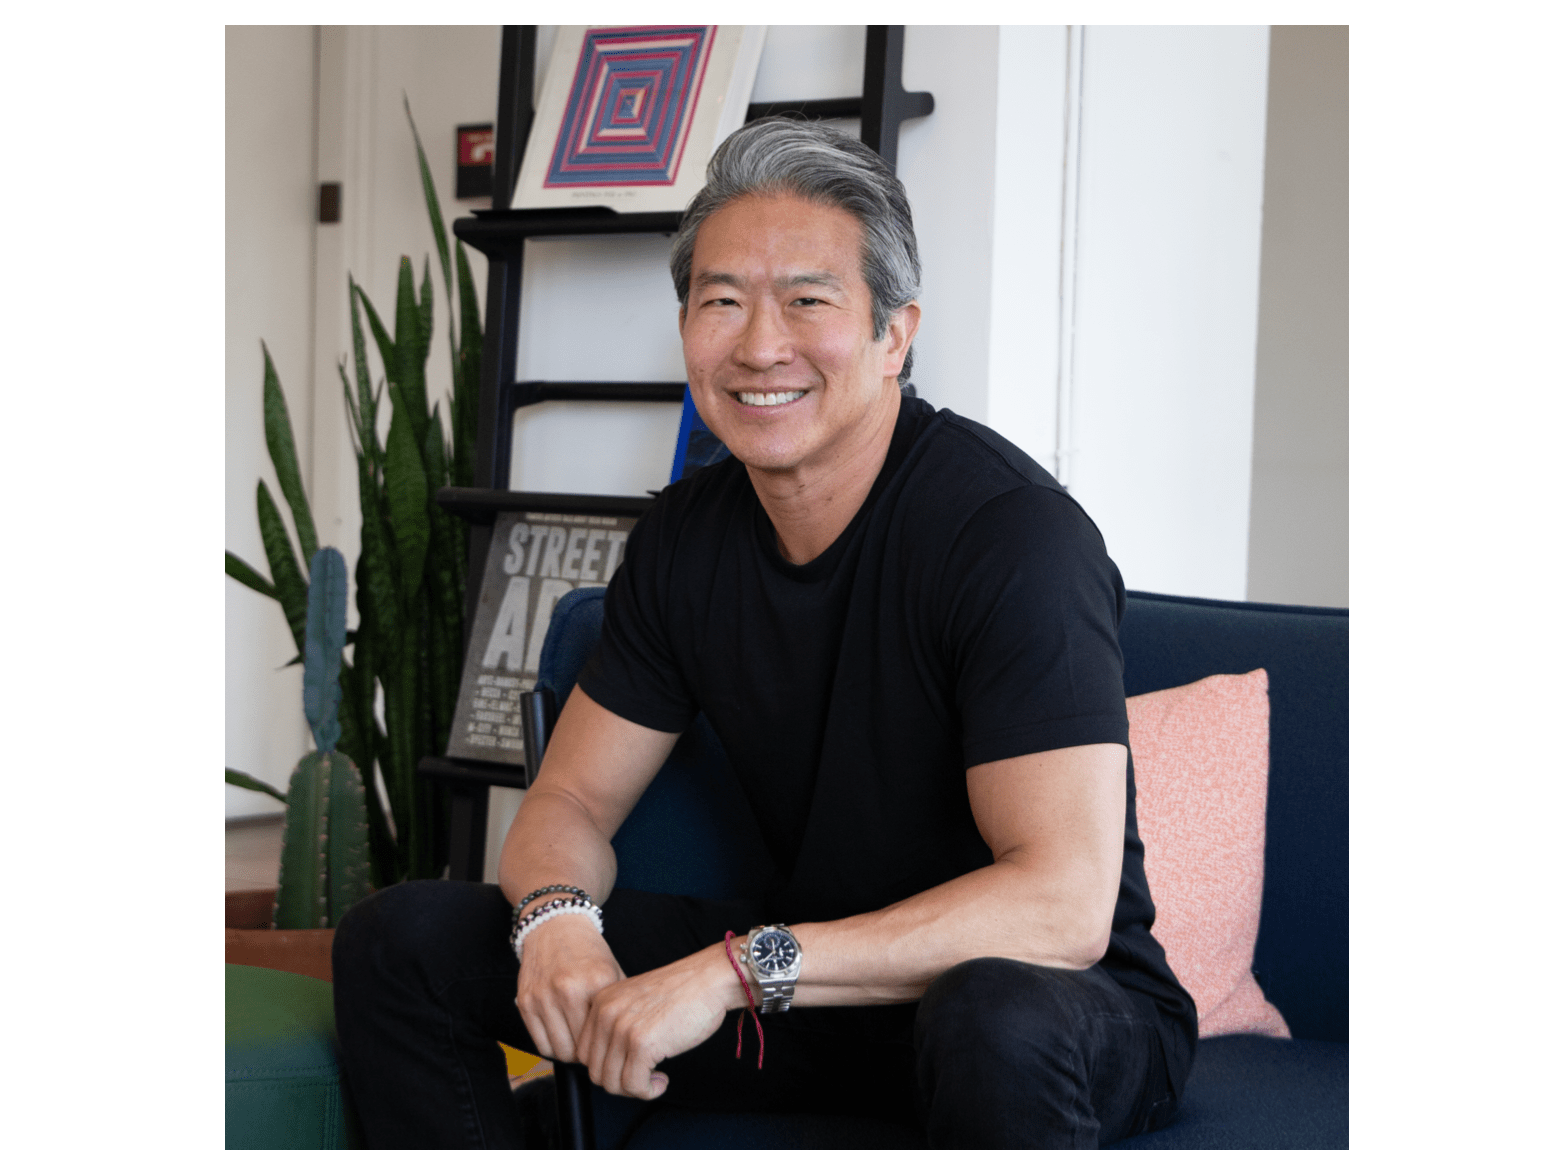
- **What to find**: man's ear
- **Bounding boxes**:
[678,303,686,335]
[883,302,921,377]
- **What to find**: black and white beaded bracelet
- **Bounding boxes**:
[510,884,593,936]
[510,895,604,963]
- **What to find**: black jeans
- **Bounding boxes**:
[332,880,1187,1148]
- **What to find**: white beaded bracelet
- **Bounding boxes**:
[512,897,604,963]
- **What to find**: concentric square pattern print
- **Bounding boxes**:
[545,26,717,189]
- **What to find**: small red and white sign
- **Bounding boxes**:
[459,126,495,167]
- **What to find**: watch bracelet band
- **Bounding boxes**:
[758,981,796,1014]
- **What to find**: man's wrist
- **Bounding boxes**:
[710,938,754,1012]
[516,903,607,963]
[510,884,595,931]
[511,892,604,963]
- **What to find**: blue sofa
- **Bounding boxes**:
[534,586,1348,1149]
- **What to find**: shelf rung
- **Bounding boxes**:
[418,754,527,792]
[435,488,657,523]
[746,97,863,123]
[510,381,686,405]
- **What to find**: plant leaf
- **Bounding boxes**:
[423,400,449,488]
[355,457,403,651]
[453,241,483,489]
[379,631,422,876]
[418,257,435,371]
[256,480,307,653]
[384,408,430,605]
[421,409,465,737]
[392,258,430,452]
[225,768,287,804]
[359,285,398,397]
[406,94,467,473]
[303,548,349,754]
[226,551,276,598]
[261,342,318,565]
[339,359,364,456]
[348,278,380,473]
[406,96,453,300]
[345,566,398,888]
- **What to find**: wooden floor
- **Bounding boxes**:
[227,815,284,892]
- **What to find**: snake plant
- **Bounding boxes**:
[226,100,482,888]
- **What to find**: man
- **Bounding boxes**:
[333,117,1195,1148]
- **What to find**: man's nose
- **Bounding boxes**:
[732,302,792,369]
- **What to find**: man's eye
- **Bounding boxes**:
[792,297,821,307]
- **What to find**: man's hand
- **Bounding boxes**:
[575,944,740,1099]
[514,914,625,1063]
[499,690,681,1061]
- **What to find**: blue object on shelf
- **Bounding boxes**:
[669,385,730,483]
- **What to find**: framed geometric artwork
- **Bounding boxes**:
[512,25,766,213]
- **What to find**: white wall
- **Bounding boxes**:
[904,26,1272,601]
[985,26,1070,468]
[1061,26,1271,600]
[226,26,318,818]
[508,230,686,495]
[1246,26,1348,607]
[896,27,1001,424]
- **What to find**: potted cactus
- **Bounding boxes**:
[226,548,374,980]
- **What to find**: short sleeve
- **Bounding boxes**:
[574,504,698,734]
[940,485,1129,768]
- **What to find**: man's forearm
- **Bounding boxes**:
[632,853,1111,1021]
[498,788,619,913]
[783,854,1114,1006]
[497,688,681,917]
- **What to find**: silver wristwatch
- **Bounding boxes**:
[741,924,803,1013]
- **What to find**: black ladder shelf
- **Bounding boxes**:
[425,25,933,883]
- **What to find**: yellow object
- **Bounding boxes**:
[501,1042,545,1079]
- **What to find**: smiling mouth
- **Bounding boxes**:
[735,389,807,407]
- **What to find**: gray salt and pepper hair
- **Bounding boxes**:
[670,116,920,386]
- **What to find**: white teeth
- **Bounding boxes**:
[738,390,805,406]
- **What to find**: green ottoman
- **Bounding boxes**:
[226,963,363,1148]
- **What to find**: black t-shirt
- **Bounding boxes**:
[578,395,1195,1040]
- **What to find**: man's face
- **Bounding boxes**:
[679,192,918,480]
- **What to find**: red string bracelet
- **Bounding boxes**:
[723,931,765,1069]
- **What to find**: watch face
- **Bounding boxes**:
[749,929,798,975]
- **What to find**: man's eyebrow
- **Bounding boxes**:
[781,271,844,291]
[691,270,744,292]
[689,269,846,294]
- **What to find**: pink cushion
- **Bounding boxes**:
[1127,669,1290,1039]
